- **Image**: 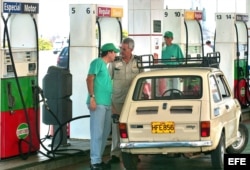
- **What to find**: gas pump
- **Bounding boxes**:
[215,13,249,107]
[0,0,40,159]
[162,9,204,59]
[69,4,123,139]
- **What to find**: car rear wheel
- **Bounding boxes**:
[226,123,249,154]
[211,132,225,169]
[121,152,138,170]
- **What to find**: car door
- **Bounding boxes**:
[209,73,238,142]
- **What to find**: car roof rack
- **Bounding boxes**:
[135,52,221,69]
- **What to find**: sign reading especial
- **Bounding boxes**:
[3,1,39,14]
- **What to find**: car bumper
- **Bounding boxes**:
[120,141,212,149]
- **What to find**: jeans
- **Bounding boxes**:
[89,105,112,164]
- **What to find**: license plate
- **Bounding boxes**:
[151,121,175,134]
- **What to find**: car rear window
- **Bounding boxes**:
[60,47,68,56]
[133,76,202,100]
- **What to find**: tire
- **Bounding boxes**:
[226,123,249,154]
[121,152,138,170]
[211,133,225,169]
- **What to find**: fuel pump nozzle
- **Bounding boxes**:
[7,82,15,114]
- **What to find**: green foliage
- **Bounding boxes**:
[39,38,52,50]
[122,29,128,38]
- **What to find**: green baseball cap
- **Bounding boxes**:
[101,43,120,53]
[164,31,173,38]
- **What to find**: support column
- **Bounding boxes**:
[247,0,250,53]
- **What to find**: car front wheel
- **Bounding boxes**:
[226,123,249,154]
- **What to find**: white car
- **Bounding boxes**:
[53,39,68,54]
[118,53,248,169]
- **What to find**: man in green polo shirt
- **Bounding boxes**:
[161,31,184,65]
[86,43,120,170]
[160,31,184,93]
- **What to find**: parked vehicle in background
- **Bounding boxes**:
[118,53,249,170]
[53,38,68,54]
[57,46,69,69]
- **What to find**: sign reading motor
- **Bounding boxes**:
[3,2,39,14]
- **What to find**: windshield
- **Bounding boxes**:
[133,76,202,100]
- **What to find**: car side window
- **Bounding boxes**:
[209,76,221,103]
[215,74,231,98]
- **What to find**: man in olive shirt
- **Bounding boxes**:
[108,38,140,163]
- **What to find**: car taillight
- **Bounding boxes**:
[119,123,128,138]
[200,121,210,137]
